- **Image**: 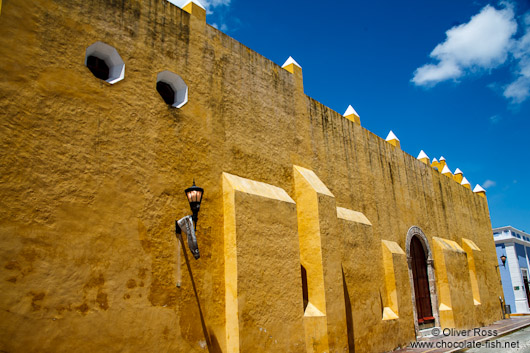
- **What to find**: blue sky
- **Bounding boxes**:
[175,0,530,232]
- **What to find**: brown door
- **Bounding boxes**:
[411,236,434,326]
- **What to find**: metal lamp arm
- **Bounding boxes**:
[175,215,200,260]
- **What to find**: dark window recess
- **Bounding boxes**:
[301,265,308,312]
[157,81,175,105]
[87,55,110,81]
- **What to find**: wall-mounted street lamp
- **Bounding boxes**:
[500,254,507,267]
[175,181,212,352]
[176,181,204,259]
[495,254,508,319]
[496,254,507,268]
[185,180,204,229]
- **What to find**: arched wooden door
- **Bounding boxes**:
[410,236,435,328]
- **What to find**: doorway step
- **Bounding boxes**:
[417,326,441,340]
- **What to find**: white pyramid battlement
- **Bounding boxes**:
[473,184,486,193]
[282,56,302,69]
[169,0,206,10]
[385,131,399,141]
[417,150,429,160]
[441,165,452,175]
[343,105,359,117]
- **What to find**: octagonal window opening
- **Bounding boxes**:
[156,71,188,108]
[85,41,125,84]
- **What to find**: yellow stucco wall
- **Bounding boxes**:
[0,1,503,352]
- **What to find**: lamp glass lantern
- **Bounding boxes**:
[500,254,507,267]
[185,181,204,224]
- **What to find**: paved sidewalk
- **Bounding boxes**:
[464,325,530,352]
[395,317,530,353]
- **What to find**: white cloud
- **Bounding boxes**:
[204,0,231,7]
[211,22,228,31]
[412,5,517,86]
[202,0,231,14]
[412,61,462,86]
[489,114,502,124]
[504,76,530,102]
[483,180,497,188]
[504,13,530,103]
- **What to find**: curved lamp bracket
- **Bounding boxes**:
[176,215,200,259]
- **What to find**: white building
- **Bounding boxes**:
[493,226,530,314]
